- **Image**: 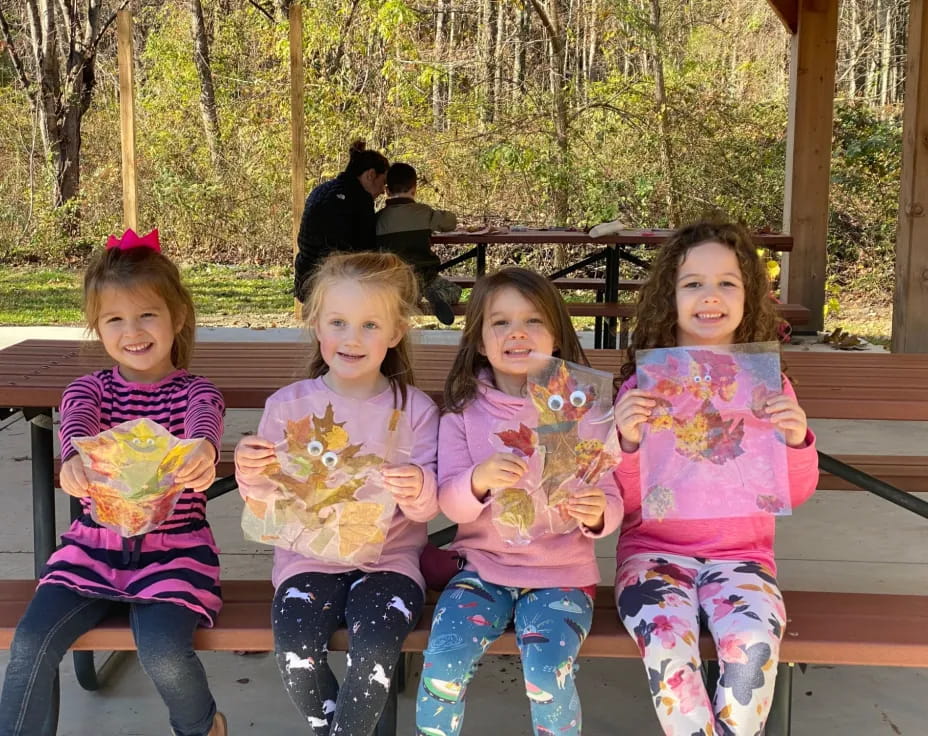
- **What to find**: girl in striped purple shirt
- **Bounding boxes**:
[0,231,228,736]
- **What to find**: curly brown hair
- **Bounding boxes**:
[301,251,419,409]
[444,267,589,412]
[618,220,780,383]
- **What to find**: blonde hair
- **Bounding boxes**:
[444,267,589,413]
[83,246,196,369]
[301,252,419,407]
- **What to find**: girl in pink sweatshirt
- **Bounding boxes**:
[416,267,623,736]
[234,253,439,735]
[613,222,819,736]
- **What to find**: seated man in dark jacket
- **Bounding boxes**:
[375,162,461,325]
[294,141,388,300]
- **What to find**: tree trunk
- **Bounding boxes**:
[648,0,680,226]
[188,0,221,167]
[493,0,505,120]
[432,0,446,130]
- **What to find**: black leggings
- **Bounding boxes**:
[272,571,423,735]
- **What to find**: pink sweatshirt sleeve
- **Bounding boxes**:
[394,393,440,522]
[436,410,491,523]
[781,377,819,507]
[235,399,287,503]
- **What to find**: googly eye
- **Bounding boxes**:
[547,394,565,411]
[321,451,338,468]
[569,390,587,408]
[693,375,701,383]
[306,440,324,456]
[704,373,711,382]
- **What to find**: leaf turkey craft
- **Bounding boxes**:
[490,354,619,544]
[71,418,204,537]
[240,395,413,564]
[636,342,791,520]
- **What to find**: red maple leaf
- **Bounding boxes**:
[495,423,536,457]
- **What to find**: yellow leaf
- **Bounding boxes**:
[737,584,762,591]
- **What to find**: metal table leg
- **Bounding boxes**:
[603,246,619,349]
[26,408,60,736]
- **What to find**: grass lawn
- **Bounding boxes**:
[0,265,892,344]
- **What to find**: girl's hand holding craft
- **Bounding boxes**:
[176,441,218,491]
[567,488,607,532]
[471,452,528,501]
[60,455,90,498]
[614,389,657,450]
[765,394,809,448]
[383,464,424,503]
[234,435,277,478]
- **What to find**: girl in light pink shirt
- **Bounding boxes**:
[416,267,623,736]
[235,253,439,735]
[613,221,819,736]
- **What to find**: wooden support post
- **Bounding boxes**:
[291,4,305,319]
[781,0,838,331]
[117,10,138,232]
[892,0,928,353]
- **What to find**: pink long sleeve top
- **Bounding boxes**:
[236,377,440,591]
[438,375,624,589]
[614,375,819,573]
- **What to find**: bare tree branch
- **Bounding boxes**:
[247,0,276,23]
[0,8,35,99]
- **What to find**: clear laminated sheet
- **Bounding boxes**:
[490,354,620,544]
[240,394,413,565]
[636,342,791,520]
[71,418,203,537]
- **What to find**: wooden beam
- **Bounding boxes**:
[767,0,798,34]
[116,10,137,232]
[892,0,928,352]
[290,4,305,318]
[782,0,838,332]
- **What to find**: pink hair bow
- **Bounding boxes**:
[105,228,161,253]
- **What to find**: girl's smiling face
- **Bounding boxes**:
[313,279,404,398]
[674,240,745,347]
[96,285,180,383]
[480,286,556,396]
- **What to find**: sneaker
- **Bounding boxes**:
[427,296,456,326]
[209,712,228,736]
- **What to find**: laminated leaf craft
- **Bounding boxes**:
[490,354,619,544]
[240,395,413,565]
[71,418,203,537]
[637,342,791,521]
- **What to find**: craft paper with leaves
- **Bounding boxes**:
[636,342,791,520]
[71,418,203,537]
[491,355,620,544]
[240,395,412,564]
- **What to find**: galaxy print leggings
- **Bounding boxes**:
[272,570,423,735]
[615,553,786,736]
[416,570,593,736]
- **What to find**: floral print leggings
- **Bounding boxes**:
[416,570,594,736]
[615,553,786,736]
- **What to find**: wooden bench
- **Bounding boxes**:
[3,341,927,735]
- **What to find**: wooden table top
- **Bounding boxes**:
[432,228,794,251]
[1,339,926,420]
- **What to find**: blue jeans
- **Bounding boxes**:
[416,570,593,735]
[0,583,217,736]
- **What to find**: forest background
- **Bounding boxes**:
[0,0,910,337]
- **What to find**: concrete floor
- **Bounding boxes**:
[0,327,925,735]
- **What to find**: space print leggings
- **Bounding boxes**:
[272,570,423,735]
[415,570,594,736]
[615,553,786,736]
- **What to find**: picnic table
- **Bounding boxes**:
[431,227,794,303]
